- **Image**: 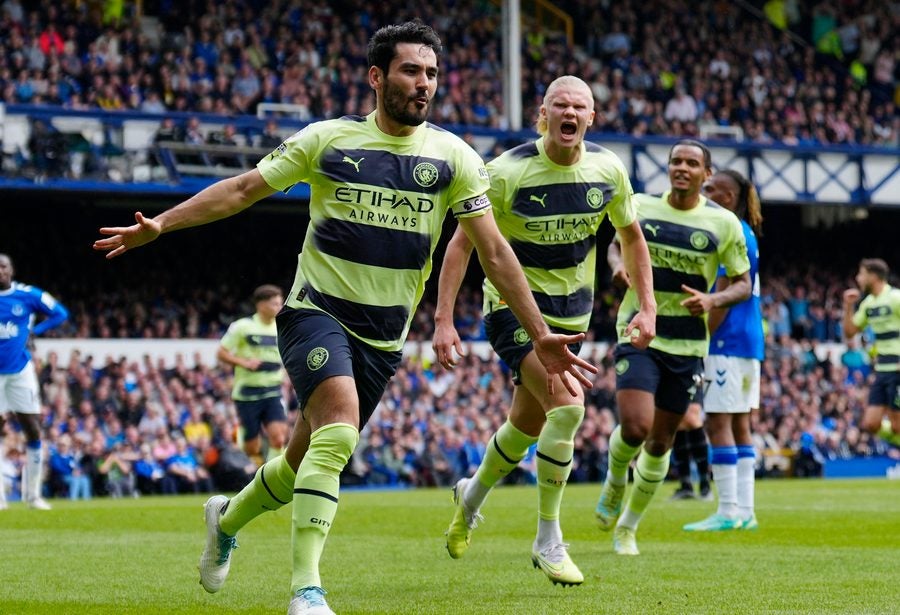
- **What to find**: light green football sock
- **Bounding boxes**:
[291,423,358,593]
[219,454,295,536]
[618,449,670,531]
[607,425,641,486]
[466,419,537,510]
[536,405,584,523]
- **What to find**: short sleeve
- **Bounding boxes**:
[220,320,243,353]
[484,157,509,218]
[607,158,637,229]
[256,124,321,193]
[448,141,491,218]
[719,215,750,277]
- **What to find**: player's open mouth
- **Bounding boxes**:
[561,122,577,135]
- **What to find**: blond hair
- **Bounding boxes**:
[535,75,593,135]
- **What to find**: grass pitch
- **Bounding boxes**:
[0,478,896,614]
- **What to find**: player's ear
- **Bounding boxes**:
[368,65,382,90]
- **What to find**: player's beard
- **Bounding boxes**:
[383,80,431,127]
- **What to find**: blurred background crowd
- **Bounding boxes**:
[1,0,899,500]
[2,205,898,499]
[1,0,897,151]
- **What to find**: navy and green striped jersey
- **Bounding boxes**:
[482,138,636,332]
[220,314,283,401]
[852,284,900,372]
[617,191,750,357]
[257,112,491,352]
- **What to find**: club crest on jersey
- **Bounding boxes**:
[690,231,709,250]
[513,327,530,345]
[586,187,605,209]
[11,303,24,317]
[413,162,439,188]
[615,359,629,375]
[307,347,329,371]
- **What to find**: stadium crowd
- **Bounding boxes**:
[0,0,897,154]
[1,1,898,501]
[1,268,897,502]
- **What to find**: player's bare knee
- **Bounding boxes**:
[860,418,881,434]
[643,437,670,458]
[243,438,262,456]
[269,427,288,449]
[620,422,649,446]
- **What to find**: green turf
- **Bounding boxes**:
[0,479,897,614]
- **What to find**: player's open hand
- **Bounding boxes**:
[680,284,715,316]
[432,322,464,370]
[533,332,598,396]
[93,211,162,259]
[623,307,656,349]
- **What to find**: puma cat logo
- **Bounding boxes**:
[644,223,661,237]
[529,193,548,208]
[342,155,364,172]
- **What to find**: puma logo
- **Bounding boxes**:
[644,223,660,237]
[529,193,548,208]
[342,155,364,172]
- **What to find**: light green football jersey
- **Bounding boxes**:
[482,138,636,332]
[852,284,900,372]
[220,314,283,401]
[617,191,750,357]
[257,113,491,352]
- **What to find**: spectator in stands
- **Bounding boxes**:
[207,420,256,492]
[258,119,284,149]
[133,443,165,494]
[207,123,242,168]
[152,117,183,166]
[27,119,68,179]
[94,440,136,497]
[49,435,92,499]
[162,436,212,494]
[179,116,208,166]
[793,430,825,477]
[419,437,454,487]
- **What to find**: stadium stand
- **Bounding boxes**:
[0,0,896,158]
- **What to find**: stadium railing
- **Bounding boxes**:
[2,104,899,206]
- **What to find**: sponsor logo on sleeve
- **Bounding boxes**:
[462,194,490,211]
